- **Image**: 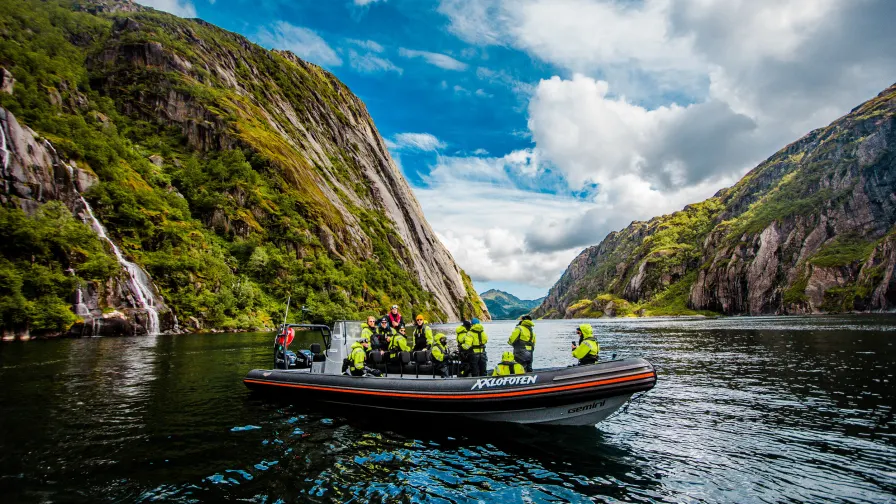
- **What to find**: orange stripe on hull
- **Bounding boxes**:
[243,371,656,400]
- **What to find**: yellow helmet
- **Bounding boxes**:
[501,351,515,362]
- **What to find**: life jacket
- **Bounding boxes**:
[413,324,431,350]
[469,326,487,353]
[349,342,367,371]
[510,322,535,352]
[388,312,403,327]
[388,334,409,358]
[579,337,599,361]
[494,360,523,376]
[432,340,447,362]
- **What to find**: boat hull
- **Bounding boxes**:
[244,358,656,426]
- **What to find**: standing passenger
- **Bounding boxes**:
[412,314,433,351]
[456,320,472,377]
[507,315,536,372]
[468,318,488,377]
[571,324,600,365]
[387,304,404,330]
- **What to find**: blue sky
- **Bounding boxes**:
[143,0,896,301]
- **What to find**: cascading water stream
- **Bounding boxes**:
[77,194,160,335]
[42,139,162,335]
[0,116,10,172]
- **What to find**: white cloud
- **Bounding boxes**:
[137,0,197,17]
[347,39,385,53]
[256,22,342,67]
[398,48,468,71]
[426,0,896,289]
[348,50,402,75]
[388,133,446,152]
[354,0,385,5]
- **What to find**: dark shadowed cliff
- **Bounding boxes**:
[533,83,896,319]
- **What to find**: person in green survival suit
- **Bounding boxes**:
[456,320,472,376]
[388,325,411,363]
[507,315,536,372]
[467,318,488,377]
[372,316,395,353]
[431,333,449,378]
[571,324,600,365]
[492,351,525,376]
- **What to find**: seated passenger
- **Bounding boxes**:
[361,315,376,342]
[571,324,600,365]
[388,326,411,362]
[431,333,449,378]
[492,351,525,376]
[412,314,433,351]
[371,316,394,352]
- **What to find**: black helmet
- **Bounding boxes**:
[380,317,389,325]
[462,320,472,330]
[521,315,532,321]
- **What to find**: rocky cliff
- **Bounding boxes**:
[533,83,896,318]
[0,0,486,338]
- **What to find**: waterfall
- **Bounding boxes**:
[74,286,91,317]
[78,195,160,335]
[40,139,162,335]
[0,117,9,171]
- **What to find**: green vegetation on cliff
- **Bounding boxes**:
[0,0,473,332]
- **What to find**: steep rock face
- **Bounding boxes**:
[81,5,483,321]
[1,107,174,336]
[534,83,896,318]
[0,0,486,337]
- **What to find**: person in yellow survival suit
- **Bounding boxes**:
[388,325,411,363]
[508,315,536,372]
[346,337,370,376]
[456,320,472,377]
[431,333,449,378]
[411,314,433,351]
[571,324,599,365]
[492,351,525,376]
[467,318,488,377]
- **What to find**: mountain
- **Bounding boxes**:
[0,0,487,338]
[533,82,896,319]
[480,289,544,320]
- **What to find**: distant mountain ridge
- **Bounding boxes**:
[533,82,896,319]
[480,289,544,320]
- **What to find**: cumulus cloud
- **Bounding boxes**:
[387,133,446,152]
[137,0,197,17]
[398,48,468,71]
[256,22,342,67]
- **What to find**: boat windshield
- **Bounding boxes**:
[343,321,363,342]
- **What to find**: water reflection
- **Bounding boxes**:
[1,316,895,502]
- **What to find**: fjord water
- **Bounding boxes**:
[1,317,894,503]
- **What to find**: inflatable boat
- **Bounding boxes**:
[244,321,657,426]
